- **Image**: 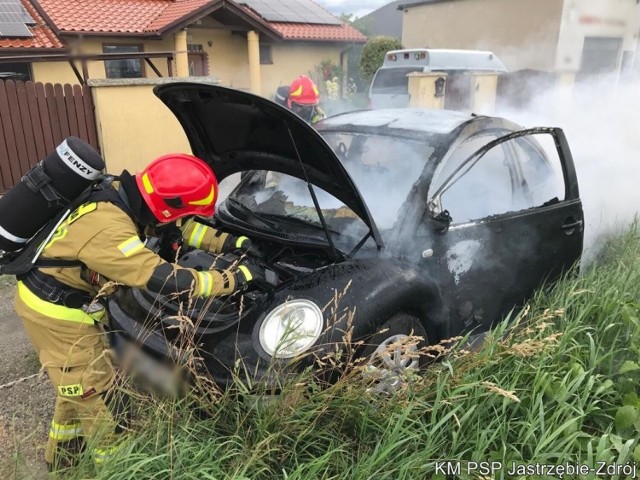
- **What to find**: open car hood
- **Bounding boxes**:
[154,83,383,248]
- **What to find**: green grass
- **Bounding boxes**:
[43,228,640,478]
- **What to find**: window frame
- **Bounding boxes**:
[427,128,572,225]
[507,135,566,208]
[435,132,519,225]
[259,43,273,65]
[0,62,33,81]
[102,43,146,79]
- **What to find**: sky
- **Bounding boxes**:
[315,0,391,18]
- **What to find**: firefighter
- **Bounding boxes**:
[14,153,263,470]
[286,75,327,124]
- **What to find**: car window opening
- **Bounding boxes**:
[227,170,371,254]
[321,132,434,231]
[430,129,566,225]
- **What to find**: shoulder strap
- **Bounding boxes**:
[1,178,114,276]
[86,181,142,232]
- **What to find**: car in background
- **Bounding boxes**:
[369,48,508,109]
[107,84,583,391]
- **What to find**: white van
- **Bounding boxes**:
[369,48,508,109]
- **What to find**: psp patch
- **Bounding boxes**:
[58,384,84,397]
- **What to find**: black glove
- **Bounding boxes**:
[223,234,264,258]
[234,258,266,291]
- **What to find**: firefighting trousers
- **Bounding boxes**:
[14,283,123,466]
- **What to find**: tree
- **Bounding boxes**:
[358,36,403,85]
[339,12,355,23]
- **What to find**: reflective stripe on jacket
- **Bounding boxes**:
[17,281,104,325]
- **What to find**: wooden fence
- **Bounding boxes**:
[0,80,99,193]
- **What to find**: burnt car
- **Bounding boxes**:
[107,83,583,388]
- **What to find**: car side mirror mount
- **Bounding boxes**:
[427,197,451,233]
[430,210,452,234]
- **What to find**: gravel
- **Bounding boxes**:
[0,278,53,479]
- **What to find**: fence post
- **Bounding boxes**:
[407,72,447,109]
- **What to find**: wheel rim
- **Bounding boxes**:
[364,334,420,394]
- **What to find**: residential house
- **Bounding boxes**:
[400,0,640,79]
[0,0,366,95]
[0,0,64,80]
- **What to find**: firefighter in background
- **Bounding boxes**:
[276,75,327,124]
[14,151,263,470]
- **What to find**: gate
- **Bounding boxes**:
[0,80,99,193]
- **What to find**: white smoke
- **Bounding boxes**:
[492,73,640,263]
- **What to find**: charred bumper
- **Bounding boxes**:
[106,257,445,388]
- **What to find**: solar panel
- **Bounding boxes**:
[0,0,35,38]
[0,21,32,36]
[243,0,341,25]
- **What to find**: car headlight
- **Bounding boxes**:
[259,299,324,359]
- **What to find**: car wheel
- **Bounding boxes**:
[360,313,428,394]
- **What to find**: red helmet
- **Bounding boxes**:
[287,75,321,108]
[136,153,218,223]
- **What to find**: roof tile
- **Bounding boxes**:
[35,0,172,34]
[145,0,211,31]
[0,0,64,49]
[269,22,367,43]
[4,0,366,45]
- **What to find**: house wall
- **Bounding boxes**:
[188,26,251,90]
[30,31,346,98]
[261,42,344,96]
[402,0,565,71]
[89,79,192,174]
[32,36,176,85]
[188,17,346,95]
[554,0,640,73]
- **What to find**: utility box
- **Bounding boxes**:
[407,72,447,109]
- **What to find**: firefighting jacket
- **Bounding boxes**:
[36,200,238,298]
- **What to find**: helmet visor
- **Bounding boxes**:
[290,103,315,123]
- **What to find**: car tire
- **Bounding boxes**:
[360,313,429,393]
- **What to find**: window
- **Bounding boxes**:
[0,62,32,81]
[435,134,516,224]
[577,37,622,81]
[432,132,567,225]
[187,44,208,76]
[103,44,144,79]
[509,135,565,208]
[259,44,273,65]
[229,170,369,253]
[321,132,433,230]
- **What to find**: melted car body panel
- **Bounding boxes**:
[106,93,583,388]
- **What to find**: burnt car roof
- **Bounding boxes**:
[315,108,478,138]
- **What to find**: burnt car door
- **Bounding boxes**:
[424,128,582,337]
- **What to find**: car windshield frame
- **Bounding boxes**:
[221,131,437,253]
